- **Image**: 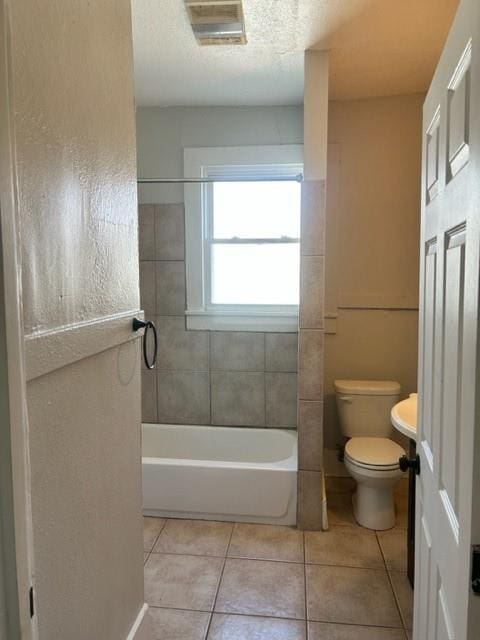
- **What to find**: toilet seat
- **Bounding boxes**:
[345,437,405,471]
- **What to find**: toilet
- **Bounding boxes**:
[334,379,406,530]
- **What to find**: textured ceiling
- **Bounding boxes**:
[132,0,459,106]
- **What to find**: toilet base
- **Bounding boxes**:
[352,485,396,530]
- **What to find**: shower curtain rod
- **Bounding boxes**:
[137,174,303,184]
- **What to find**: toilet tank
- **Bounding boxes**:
[334,380,401,438]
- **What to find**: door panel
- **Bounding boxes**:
[415,1,480,638]
[6,2,145,638]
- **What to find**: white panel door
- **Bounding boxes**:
[416,0,480,638]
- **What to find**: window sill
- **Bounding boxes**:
[185,310,299,332]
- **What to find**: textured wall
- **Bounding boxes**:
[13,1,139,335]
[8,1,144,638]
[27,346,143,639]
[140,203,298,428]
[324,94,423,457]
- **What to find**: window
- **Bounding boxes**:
[184,145,303,331]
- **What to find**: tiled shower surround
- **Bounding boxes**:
[139,204,298,428]
[297,180,326,530]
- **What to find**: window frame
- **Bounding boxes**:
[184,145,303,332]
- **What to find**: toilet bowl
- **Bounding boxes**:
[334,379,405,530]
[344,437,405,530]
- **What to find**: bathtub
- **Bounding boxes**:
[142,423,297,525]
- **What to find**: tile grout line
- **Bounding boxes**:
[146,548,399,571]
[263,333,267,427]
[376,530,406,631]
[207,330,212,424]
[203,523,235,640]
[387,568,412,632]
[147,602,408,630]
[146,518,168,556]
[303,530,308,639]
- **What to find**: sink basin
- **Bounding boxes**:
[391,393,417,441]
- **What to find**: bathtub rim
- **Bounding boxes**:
[142,422,298,471]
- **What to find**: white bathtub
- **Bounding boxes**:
[142,423,297,525]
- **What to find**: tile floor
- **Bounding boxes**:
[143,479,413,639]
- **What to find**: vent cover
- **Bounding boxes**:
[185,0,247,45]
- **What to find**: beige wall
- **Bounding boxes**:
[324,93,423,453]
[7,1,145,638]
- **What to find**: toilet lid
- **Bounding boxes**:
[345,437,405,469]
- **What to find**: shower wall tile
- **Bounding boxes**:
[155,261,186,316]
[297,173,326,528]
[298,330,324,401]
[139,205,155,261]
[266,373,297,428]
[139,204,301,435]
[299,256,325,329]
[300,180,326,257]
[157,371,210,425]
[297,470,324,531]
[140,260,156,314]
[265,333,298,372]
[157,316,209,371]
[298,401,323,471]
[210,332,265,372]
[155,204,185,261]
[211,372,265,427]
[141,370,157,423]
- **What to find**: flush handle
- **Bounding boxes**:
[399,454,420,475]
[338,396,353,403]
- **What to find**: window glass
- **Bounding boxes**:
[212,181,301,239]
[210,243,300,306]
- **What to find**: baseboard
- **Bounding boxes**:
[126,603,150,640]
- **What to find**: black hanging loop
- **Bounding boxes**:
[132,317,158,370]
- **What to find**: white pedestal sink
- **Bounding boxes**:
[391,393,417,441]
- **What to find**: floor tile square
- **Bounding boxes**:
[228,523,304,563]
[215,558,305,620]
[148,607,210,640]
[145,553,224,611]
[390,571,413,629]
[377,530,408,571]
[144,517,166,552]
[305,526,384,568]
[153,519,233,557]
[207,613,306,639]
[308,622,406,639]
[306,565,402,627]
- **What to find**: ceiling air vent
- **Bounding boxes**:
[185,0,247,45]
